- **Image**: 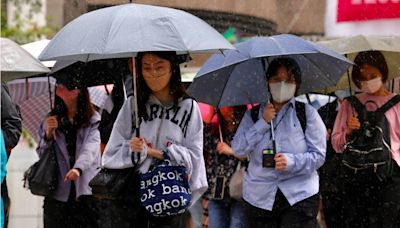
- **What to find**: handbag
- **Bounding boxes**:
[89,167,137,199]
[139,155,192,217]
[229,161,245,202]
[23,141,58,197]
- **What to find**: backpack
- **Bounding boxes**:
[250,101,307,134]
[342,95,400,184]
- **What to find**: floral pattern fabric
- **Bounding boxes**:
[203,123,240,199]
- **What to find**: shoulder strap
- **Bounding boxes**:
[378,95,400,113]
[346,96,366,120]
[250,105,261,123]
[295,101,307,134]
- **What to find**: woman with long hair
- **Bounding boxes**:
[37,75,101,228]
[102,52,207,228]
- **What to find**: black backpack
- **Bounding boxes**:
[250,101,307,133]
[342,95,400,184]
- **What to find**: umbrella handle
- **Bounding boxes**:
[131,57,140,137]
[47,75,53,111]
[344,54,356,117]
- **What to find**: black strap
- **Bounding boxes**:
[250,101,307,133]
[295,101,307,134]
[378,95,400,113]
[347,96,367,121]
[250,104,260,123]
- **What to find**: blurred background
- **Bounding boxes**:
[1,0,399,227]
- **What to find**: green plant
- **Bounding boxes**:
[1,0,59,44]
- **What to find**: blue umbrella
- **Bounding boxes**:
[188,34,353,108]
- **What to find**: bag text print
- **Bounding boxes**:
[139,165,192,217]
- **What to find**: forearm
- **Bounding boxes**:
[147,147,163,160]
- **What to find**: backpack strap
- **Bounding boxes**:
[250,105,261,123]
[295,101,307,134]
[346,96,367,121]
[250,102,307,134]
[377,95,400,113]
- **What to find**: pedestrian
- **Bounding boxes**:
[1,82,22,228]
[101,51,207,228]
[37,74,101,228]
[331,51,400,228]
[232,57,326,228]
[318,90,351,228]
[203,106,248,228]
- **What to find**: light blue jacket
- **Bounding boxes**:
[36,112,101,202]
[1,130,7,228]
[232,98,326,211]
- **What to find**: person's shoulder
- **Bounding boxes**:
[179,96,197,107]
[90,111,102,123]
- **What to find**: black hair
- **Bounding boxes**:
[135,51,189,121]
[52,87,95,128]
[351,51,388,89]
[266,57,302,95]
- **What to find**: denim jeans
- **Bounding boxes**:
[208,195,248,228]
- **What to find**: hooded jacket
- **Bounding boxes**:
[36,112,101,202]
[102,95,207,204]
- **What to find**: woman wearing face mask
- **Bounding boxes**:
[331,51,400,227]
[102,52,207,228]
[232,57,326,228]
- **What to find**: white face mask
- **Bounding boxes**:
[360,77,382,94]
[269,81,296,103]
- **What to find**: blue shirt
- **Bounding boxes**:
[232,98,326,211]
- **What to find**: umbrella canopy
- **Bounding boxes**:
[317,35,400,92]
[7,77,109,142]
[1,38,50,81]
[188,34,353,108]
[39,3,234,62]
[21,39,55,68]
[50,58,130,87]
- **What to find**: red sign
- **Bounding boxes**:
[337,0,400,22]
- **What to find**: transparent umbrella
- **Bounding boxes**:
[317,35,400,92]
[6,77,109,142]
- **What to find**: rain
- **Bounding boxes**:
[1,1,400,228]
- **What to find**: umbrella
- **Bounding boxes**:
[50,58,130,87]
[38,3,234,137]
[188,34,353,108]
[6,77,109,142]
[21,39,56,68]
[1,38,50,81]
[317,35,400,92]
[38,3,234,62]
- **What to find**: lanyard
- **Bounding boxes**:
[269,104,291,140]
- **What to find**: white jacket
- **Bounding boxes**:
[102,95,207,203]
